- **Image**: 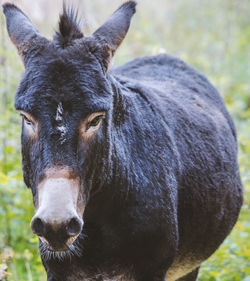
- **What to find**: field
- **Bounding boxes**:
[0,0,249,280]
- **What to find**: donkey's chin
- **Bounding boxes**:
[39,236,82,261]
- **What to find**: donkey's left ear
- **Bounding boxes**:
[93,1,136,71]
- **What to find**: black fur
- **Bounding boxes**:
[3,1,243,281]
[54,3,84,48]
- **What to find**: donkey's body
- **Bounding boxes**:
[3,1,243,281]
[112,55,242,280]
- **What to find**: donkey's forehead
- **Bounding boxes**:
[29,45,102,78]
[21,50,108,92]
[15,54,111,114]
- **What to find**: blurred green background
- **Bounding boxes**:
[0,0,249,280]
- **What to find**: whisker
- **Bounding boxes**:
[39,234,84,262]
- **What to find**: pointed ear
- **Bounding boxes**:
[2,3,48,65]
[93,1,136,71]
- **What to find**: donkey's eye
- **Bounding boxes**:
[20,113,33,126]
[81,111,106,140]
[86,115,104,130]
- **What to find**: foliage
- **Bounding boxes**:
[0,0,249,280]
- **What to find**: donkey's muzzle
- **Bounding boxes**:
[31,216,83,249]
[30,173,85,250]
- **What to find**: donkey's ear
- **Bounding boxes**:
[2,3,47,65]
[93,1,136,71]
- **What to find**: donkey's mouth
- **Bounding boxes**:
[48,248,69,254]
[39,236,82,261]
[48,244,69,252]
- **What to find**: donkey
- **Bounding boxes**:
[3,1,243,281]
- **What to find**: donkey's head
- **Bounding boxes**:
[3,1,136,256]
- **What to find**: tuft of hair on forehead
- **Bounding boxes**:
[53,2,83,48]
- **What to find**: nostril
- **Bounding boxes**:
[66,217,83,237]
[31,217,45,237]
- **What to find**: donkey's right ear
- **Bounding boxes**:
[2,3,48,65]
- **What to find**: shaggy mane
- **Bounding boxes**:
[54,3,83,48]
